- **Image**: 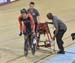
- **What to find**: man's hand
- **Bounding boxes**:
[53,29,58,40]
[19,32,22,36]
[32,31,36,36]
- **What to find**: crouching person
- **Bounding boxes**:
[47,13,67,54]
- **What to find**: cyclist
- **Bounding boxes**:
[18,8,35,56]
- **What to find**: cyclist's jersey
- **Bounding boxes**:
[21,17,32,34]
[18,14,35,34]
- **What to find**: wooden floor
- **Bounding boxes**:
[0,0,75,63]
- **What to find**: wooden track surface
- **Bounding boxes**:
[0,0,75,63]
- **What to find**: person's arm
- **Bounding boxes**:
[18,16,23,36]
[53,29,58,40]
[46,22,53,24]
[37,16,40,23]
[18,16,22,32]
[36,9,41,23]
[53,20,59,40]
[28,14,35,32]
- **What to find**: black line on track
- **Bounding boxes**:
[6,55,24,63]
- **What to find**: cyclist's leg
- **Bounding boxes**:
[24,35,29,56]
[29,34,32,48]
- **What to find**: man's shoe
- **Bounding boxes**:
[24,51,28,57]
[57,51,65,54]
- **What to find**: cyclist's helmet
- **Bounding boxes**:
[20,8,27,14]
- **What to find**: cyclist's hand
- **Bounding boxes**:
[32,31,36,36]
[19,32,22,36]
[23,32,27,35]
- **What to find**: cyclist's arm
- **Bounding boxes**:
[18,16,26,33]
[18,16,23,32]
